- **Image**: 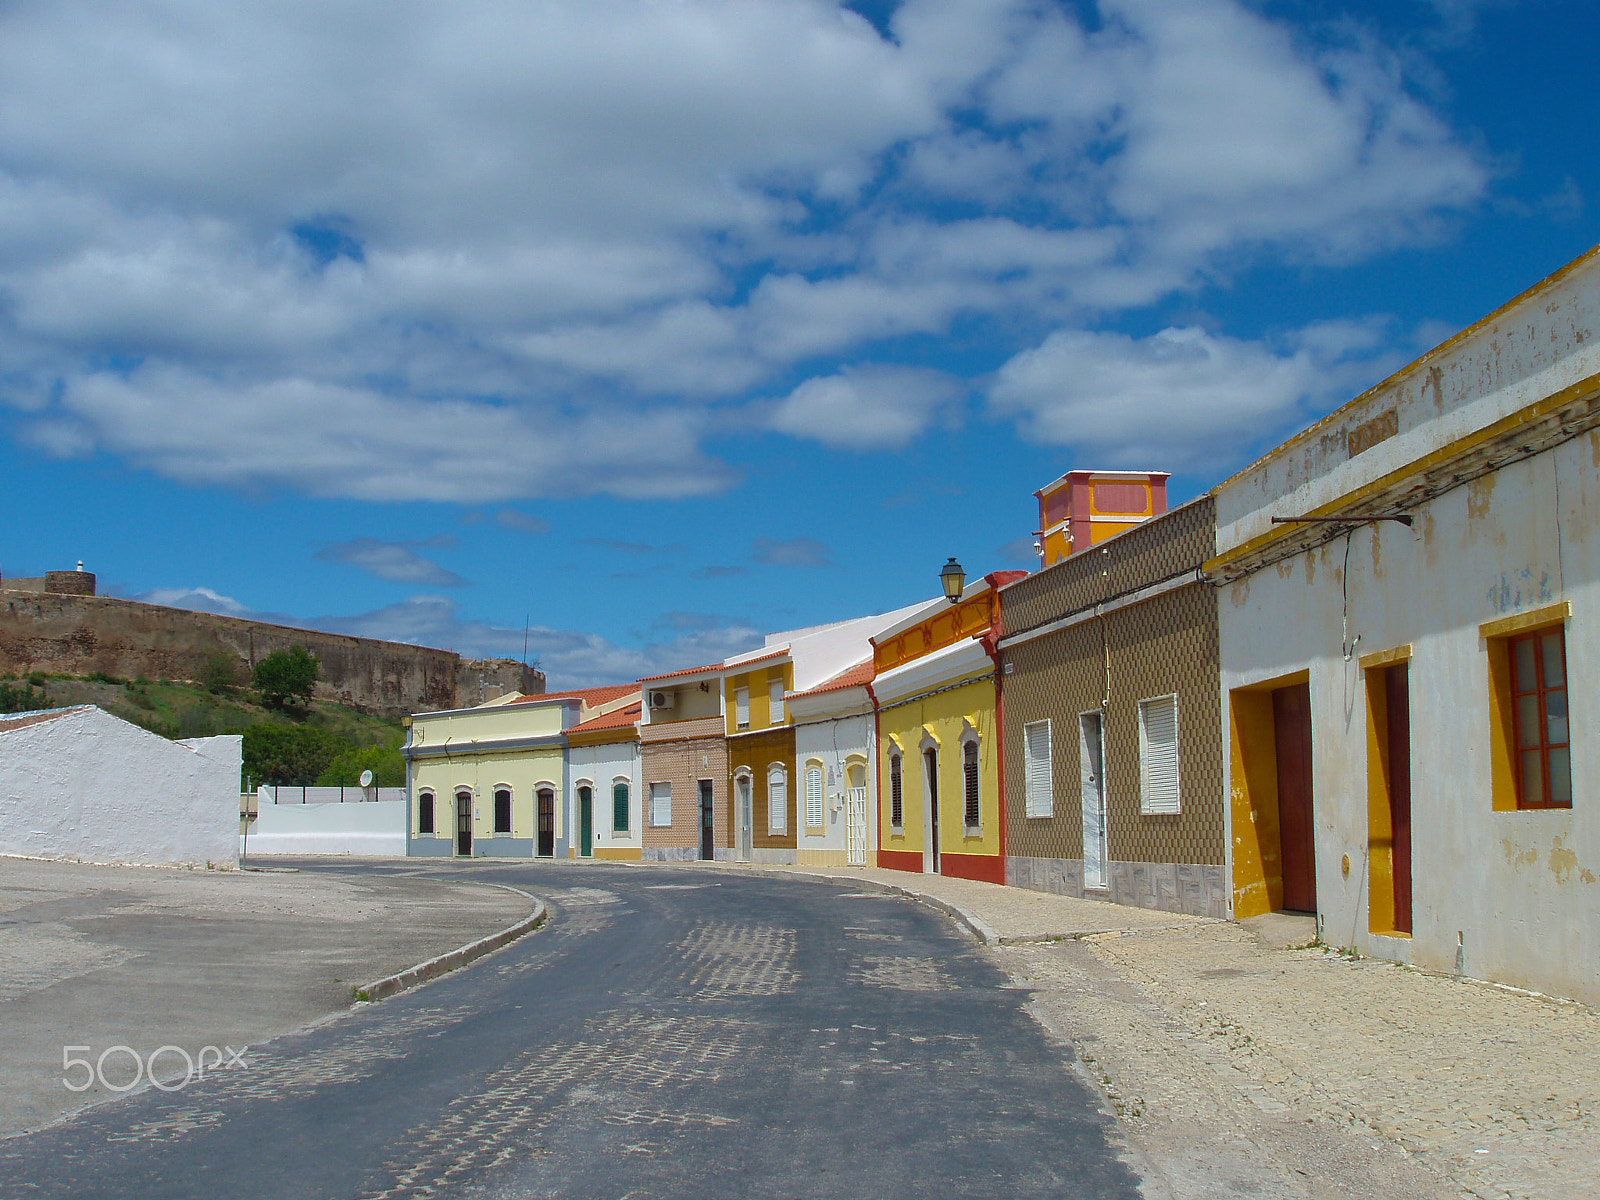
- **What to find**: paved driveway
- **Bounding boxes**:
[0,862,1143,1200]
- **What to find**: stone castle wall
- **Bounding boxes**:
[0,590,542,715]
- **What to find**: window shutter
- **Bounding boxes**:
[735,687,749,728]
[890,754,903,827]
[769,679,784,725]
[1139,696,1181,815]
[806,766,824,828]
[768,767,787,833]
[613,782,629,833]
[963,741,980,828]
[1024,721,1052,818]
[650,782,672,827]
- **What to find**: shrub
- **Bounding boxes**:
[199,652,240,694]
[242,723,348,786]
[316,739,405,787]
[253,646,319,710]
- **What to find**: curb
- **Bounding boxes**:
[355,885,547,1003]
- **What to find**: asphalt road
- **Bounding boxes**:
[0,863,1145,1200]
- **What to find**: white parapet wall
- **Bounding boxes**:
[0,706,240,868]
[243,797,407,857]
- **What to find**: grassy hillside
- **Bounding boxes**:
[0,671,406,786]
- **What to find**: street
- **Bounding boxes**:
[0,864,1143,1199]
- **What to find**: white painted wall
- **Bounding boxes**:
[567,739,641,853]
[256,785,406,805]
[0,707,239,868]
[244,799,407,856]
[793,709,875,860]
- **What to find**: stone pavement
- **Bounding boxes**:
[0,856,533,1138]
[704,861,1598,1200]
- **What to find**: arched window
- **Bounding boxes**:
[889,749,903,829]
[767,764,788,834]
[418,791,435,834]
[805,764,824,829]
[612,781,630,833]
[962,738,980,831]
[494,787,512,834]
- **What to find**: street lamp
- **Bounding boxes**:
[940,557,966,604]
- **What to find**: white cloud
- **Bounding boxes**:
[314,538,467,587]
[751,537,833,568]
[770,364,966,449]
[0,0,1489,497]
[137,585,251,616]
[988,323,1401,467]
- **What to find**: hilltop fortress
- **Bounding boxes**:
[0,568,541,715]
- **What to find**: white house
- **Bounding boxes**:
[1207,243,1600,1005]
[0,705,240,868]
[566,700,643,859]
[787,661,878,867]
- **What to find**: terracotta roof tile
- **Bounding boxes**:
[569,701,642,735]
[789,659,874,699]
[637,661,723,683]
[511,683,635,706]
[0,705,90,734]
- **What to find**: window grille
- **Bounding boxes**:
[1508,627,1571,808]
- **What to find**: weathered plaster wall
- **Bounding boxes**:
[0,707,238,868]
[0,590,541,714]
[1219,434,1600,1003]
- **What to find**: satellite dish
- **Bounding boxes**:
[359,769,374,788]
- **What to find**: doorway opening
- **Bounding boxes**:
[699,779,715,860]
[1229,675,1317,919]
[1367,662,1412,935]
[735,774,752,862]
[1079,712,1107,890]
[923,746,940,874]
[455,790,473,857]
[536,788,555,858]
[577,785,593,857]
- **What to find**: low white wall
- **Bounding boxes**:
[256,785,406,805]
[243,799,407,857]
[0,707,239,868]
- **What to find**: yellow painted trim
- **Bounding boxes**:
[1232,668,1310,694]
[1478,601,1571,639]
[1205,370,1600,577]
[1207,245,1600,499]
[1358,644,1413,670]
[1229,689,1282,920]
[1486,637,1517,812]
[593,847,642,861]
[1366,669,1395,935]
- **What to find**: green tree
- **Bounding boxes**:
[199,652,240,694]
[316,738,405,787]
[253,646,319,710]
[242,723,348,786]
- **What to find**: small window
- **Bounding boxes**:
[769,679,784,725]
[650,782,672,827]
[890,751,903,829]
[962,740,980,830]
[418,791,435,834]
[1023,720,1052,818]
[1510,628,1571,809]
[805,764,824,828]
[1139,695,1181,815]
[613,781,630,833]
[767,765,788,834]
[493,788,512,834]
[735,687,750,731]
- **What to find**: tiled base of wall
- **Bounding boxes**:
[1007,856,1227,919]
[749,848,797,865]
[797,849,850,867]
[641,846,700,863]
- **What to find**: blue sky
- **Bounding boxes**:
[2,0,1595,687]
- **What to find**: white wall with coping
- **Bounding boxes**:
[1214,248,1600,1005]
[256,785,406,805]
[0,706,239,868]
[243,798,407,856]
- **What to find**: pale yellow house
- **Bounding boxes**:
[406,685,635,858]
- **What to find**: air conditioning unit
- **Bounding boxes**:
[649,690,676,710]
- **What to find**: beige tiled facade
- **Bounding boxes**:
[1000,497,1226,917]
[639,717,727,861]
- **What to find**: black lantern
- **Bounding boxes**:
[939,557,966,604]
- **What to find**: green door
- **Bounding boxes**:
[578,786,593,857]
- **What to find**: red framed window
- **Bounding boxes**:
[1508,627,1571,809]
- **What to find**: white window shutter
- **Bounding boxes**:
[769,679,784,725]
[650,782,673,827]
[768,767,787,833]
[1139,696,1181,815]
[735,687,749,728]
[1024,720,1052,818]
[806,766,824,828]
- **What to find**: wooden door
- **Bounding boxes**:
[699,779,715,860]
[455,791,473,857]
[578,786,593,857]
[536,788,555,858]
[1386,665,1413,934]
[1272,683,1316,913]
[1079,713,1107,890]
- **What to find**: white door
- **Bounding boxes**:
[1080,712,1107,890]
[846,786,868,866]
[736,775,753,862]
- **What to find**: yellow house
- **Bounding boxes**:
[871,573,1025,882]
[406,685,635,858]
[722,647,796,863]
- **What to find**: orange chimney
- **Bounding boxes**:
[1034,471,1169,568]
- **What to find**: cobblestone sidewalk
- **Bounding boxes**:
[726,863,1598,1200]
